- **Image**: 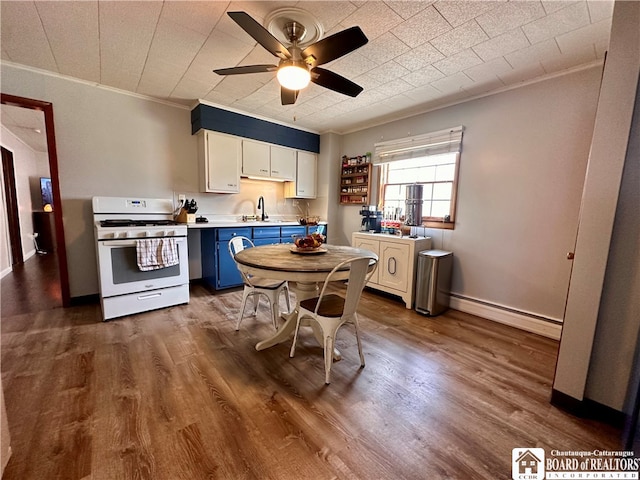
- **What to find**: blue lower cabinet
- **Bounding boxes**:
[307,224,327,236]
[253,226,281,246]
[217,227,251,241]
[281,226,306,243]
[201,228,248,290]
[201,224,327,290]
[217,241,243,288]
[253,226,281,239]
[215,227,252,289]
[253,237,280,246]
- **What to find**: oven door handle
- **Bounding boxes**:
[100,237,186,247]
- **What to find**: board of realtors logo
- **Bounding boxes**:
[513,448,545,480]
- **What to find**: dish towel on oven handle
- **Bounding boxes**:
[136,238,179,271]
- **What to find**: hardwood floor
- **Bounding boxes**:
[0,279,622,479]
[1,253,62,316]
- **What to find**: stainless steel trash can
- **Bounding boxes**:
[415,250,453,316]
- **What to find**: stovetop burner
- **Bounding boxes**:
[100,219,179,228]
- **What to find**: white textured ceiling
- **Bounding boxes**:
[1,1,613,134]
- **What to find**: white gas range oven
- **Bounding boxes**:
[92,196,189,320]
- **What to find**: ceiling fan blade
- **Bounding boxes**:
[302,26,368,66]
[311,67,363,97]
[227,11,292,60]
[281,87,299,105]
[213,64,277,75]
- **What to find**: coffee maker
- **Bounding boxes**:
[360,205,382,232]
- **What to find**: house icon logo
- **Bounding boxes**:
[512,448,545,480]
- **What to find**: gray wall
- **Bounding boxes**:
[1,64,195,296]
[0,63,320,296]
[0,62,601,320]
[337,67,601,324]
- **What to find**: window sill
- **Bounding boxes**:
[421,220,455,230]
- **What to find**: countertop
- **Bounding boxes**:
[187,221,326,229]
[352,231,431,241]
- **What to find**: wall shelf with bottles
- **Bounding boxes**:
[340,155,372,205]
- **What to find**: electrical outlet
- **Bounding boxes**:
[178,194,186,203]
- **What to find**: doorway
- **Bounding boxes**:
[1,146,23,266]
[0,94,70,308]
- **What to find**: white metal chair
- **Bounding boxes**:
[228,236,291,331]
[289,255,378,384]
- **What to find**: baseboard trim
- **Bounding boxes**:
[449,295,562,340]
[23,248,36,261]
[1,266,12,279]
[551,389,625,428]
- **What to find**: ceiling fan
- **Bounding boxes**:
[213,11,369,105]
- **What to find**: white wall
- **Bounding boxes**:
[0,125,50,266]
[338,67,601,325]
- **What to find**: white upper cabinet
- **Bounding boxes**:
[270,145,296,181]
[198,131,314,193]
[242,140,296,181]
[198,130,241,193]
[285,151,317,199]
[242,139,270,177]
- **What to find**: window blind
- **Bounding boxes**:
[373,126,464,165]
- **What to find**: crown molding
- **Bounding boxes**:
[1,61,191,110]
[340,59,606,135]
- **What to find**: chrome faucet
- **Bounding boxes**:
[257,196,267,221]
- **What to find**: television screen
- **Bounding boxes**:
[40,177,53,208]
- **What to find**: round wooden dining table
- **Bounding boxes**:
[233,243,378,352]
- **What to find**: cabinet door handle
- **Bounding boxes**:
[387,257,397,275]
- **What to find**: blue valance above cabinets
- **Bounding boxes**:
[191,103,320,154]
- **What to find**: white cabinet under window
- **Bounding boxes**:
[285,151,317,199]
[198,130,241,193]
[242,140,296,181]
[352,232,431,309]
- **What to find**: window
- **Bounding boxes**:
[374,127,462,229]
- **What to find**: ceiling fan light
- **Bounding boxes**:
[277,64,310,90]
